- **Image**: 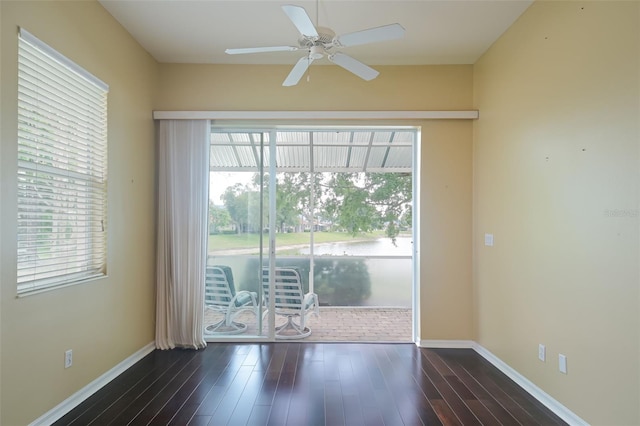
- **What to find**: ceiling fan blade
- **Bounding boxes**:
[283,56,314,86]
[328,52,379,81]
[225,46,299,55]
[282,4,318,38]
[336,23,406,47]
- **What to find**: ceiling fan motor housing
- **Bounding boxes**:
[309,45,324,59]
[298,26,336,49]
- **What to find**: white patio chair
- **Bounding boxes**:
[262,267,319,339]
[204,265,258,335]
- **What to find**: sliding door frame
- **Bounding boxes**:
[192,113,453,343]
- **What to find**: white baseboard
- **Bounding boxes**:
[416,340,588,426]
[30,341,156,426]
[418,339,475,348]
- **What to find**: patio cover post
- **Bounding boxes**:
[309,133,315,294]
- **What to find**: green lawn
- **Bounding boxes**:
[208,231,385,250]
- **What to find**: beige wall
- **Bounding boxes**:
[0,1,158,424]
[473,1,640,424]
[156,63,473,111]
[156,63,475,342]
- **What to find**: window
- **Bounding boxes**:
[16,28,109,294]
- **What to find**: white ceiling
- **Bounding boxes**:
[98,0,533,66]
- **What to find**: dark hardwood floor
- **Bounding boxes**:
[53,343,567,425]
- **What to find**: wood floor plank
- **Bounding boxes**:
[93,349,202,426]
[165,345,239,424]
[481,364,565,425]
[419,349,483,425]
[267,344,299,425]
[423,350,483,408]
[348,345,382,410]
[435,348,563,426]
[227,369,270,425]
[54,349,185,426]
[55,352,161,425]
[149,345,234,425]
[324,379,346,426]
[246,404,271,426]
[285,346,320,426]
[195,345,256,417]
[53,343,568,426]
[208,365,255,425]
[187,414,211,426]
[348,349,385,426]
[126,349,213,425]
[337,347,365,426]
[295,359,326,426]
[176,345,235,406]
[254,343,288,406]
[374,344,430,425]
[167,403,200,426]
[385,345,443,425]
[387,345,443,426]
[435,349,521,425]
[431,399,464,426]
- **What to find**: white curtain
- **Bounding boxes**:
[156,120,210,350]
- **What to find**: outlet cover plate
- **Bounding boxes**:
[65,350,73,369]
[538,344,546,362]
[484,233,494,246]
[559,354,567,374]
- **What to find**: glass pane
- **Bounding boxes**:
[206,166,268,337]
[209,256,411,308]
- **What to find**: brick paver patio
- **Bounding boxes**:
[205,306,413,342]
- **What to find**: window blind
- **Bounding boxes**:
[17,28,109,294]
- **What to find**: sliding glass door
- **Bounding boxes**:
[204,126,416,342]
[205,131,270,338]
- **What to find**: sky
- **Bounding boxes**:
[209,172,254,205]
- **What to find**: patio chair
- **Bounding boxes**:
[262,267,319,339]
[204,265,258,335]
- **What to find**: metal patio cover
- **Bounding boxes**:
[210,128,414,173]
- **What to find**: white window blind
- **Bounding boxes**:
[17,28,109,295]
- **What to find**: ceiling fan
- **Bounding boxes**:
[225,4,406,86]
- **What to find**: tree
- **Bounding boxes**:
[322,172,412,242]
[221,183,243,233]
[208,202,231,234]
[275,173,301,232]
[367,172,412,241]
[220,171,412,240]
[323,173,380,234]
[221,183,264,233]
[251,172,323,233]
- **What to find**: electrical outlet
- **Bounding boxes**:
[65,349,73,369]
[559,354,567,374]
[538,344,546,362]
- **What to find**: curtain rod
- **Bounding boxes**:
[152,110,479,120]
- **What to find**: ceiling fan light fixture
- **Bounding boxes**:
[309,45,324,60]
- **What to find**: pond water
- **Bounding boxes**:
[297,236,413,257]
